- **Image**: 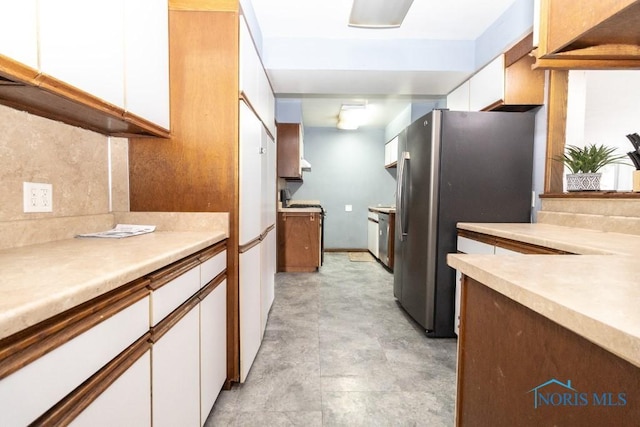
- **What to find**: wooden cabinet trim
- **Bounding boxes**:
[0,278,150,380]
[543,70,569,194]
[198,240,227,263]
[239,236,261,254]
[170,0,239,12]
[32,333,152,426]
[150,292,201,343]
[198,272,227,301]
[0,56,169,138]
[146,256,201,291]
[239,94,275,141]
[457,229,574,254]
[535,0,640,67]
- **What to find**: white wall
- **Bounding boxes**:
[566,70,640,191]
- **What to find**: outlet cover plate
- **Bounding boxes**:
[23,182,53,213]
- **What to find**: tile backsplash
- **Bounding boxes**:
[0,104,129,247]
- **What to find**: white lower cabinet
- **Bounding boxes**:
[368,213,379,259]
[454,236,524,335]
[200,279,227,423]
[71,350,152,427]
[0,243,227,427]
[152,306,201,427]
[240,243,262,382]
[261,230,276,337]
[0,295,149,427]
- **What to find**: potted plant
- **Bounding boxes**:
[556,144,627,191]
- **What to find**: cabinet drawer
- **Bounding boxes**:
[0,295,149,427]
[200,250,227,288]
[457,236,495,254]
[150,264,200,326]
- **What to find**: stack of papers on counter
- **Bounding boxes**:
[76,224,156,239]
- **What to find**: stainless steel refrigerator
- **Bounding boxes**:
[393,109,534,337]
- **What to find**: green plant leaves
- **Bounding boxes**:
[555,144,628,173]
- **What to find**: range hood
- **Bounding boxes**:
[301,158,312,171]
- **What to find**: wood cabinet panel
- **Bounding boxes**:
[457,277,640,425]
[277,212,321,272]
[503,54,545,106]
[277,123,303,180]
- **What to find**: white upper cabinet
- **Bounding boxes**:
[257,67,276,136]
[124,0,170,129]
[261,129,276,230]
[384,136,398,168]
[447,80,470,112]
[469,55,505,111]
[239,15,275,136]
[239,101,263,245]
[39,0,126,108]
[239,18,260,110]
[0,0,38,69]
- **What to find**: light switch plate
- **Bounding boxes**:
[345,204,352,212]
[23,182,53,213]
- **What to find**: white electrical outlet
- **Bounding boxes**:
[345,204,352,212]
[23,182,53,213]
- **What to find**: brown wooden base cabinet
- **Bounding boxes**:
[456,276,639,426]
[277,211,321,272]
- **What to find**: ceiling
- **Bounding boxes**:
[248,0,524,129]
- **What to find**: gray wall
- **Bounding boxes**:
[285,127,396,250]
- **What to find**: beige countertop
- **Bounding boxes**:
[278,207,323,213]
[457,222,640,255]
[368,206,396,214]
[448,222,640,368]
[0,213,228,341]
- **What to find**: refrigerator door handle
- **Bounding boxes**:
[398,151,410,241]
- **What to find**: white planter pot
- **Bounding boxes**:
[566,173,601,191]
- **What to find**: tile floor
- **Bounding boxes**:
[205,252,458,426]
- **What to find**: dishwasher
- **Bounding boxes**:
[378,212,390,268]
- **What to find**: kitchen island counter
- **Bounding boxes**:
[448,222,640,425]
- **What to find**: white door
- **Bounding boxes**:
[124,0,170,129]
[239,244,262,382]
[70,351,151,427]
[152,307,200,427]
[239,101,263,245]
[200,280,227,423]
[0,0,38,69]
[39,0,125,108]
[260,230,275,337]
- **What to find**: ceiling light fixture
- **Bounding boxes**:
[348,0,414,28]
[337,103,367,130]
